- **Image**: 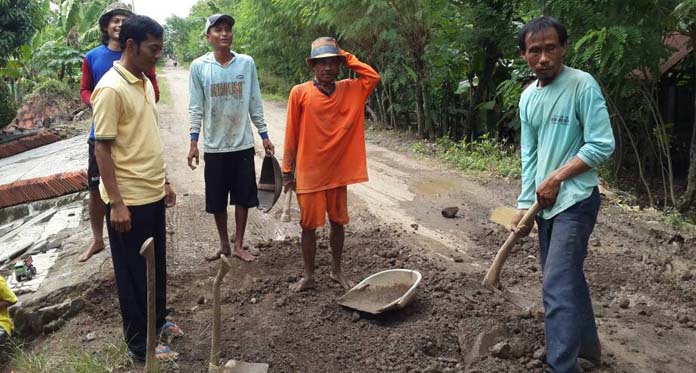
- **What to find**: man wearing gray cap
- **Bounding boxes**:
[188,14,274,263]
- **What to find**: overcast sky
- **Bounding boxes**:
[131,0,199,25]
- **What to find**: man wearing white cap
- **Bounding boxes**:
[188,14,274,262]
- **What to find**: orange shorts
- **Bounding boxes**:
[296,186,349,229]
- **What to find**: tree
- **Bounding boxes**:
[0,0,47,67]
[674,0,696,211]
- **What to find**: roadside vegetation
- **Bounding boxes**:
[8,339,133,373]
[1,0,696,221]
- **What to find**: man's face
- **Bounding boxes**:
[206,22,233,50]
[107,14,129,41]
[521,27,567,86]
[310,57,341,84]
[129,34,163,72]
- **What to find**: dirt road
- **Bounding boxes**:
[36,65,696,372]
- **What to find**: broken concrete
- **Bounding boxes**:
[2,192,110,338]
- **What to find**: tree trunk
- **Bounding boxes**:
[415,81,424,137]
[678,47,696,211]
[421,78,434,139]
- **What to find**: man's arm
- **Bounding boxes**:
[188,63,204,169]
[95,141,131,232]
[248,59,273,155]
[92,85,131,232]
[340,50,381,96]
[282,86,302,190]
[80,58,93,107]
[536,82,615,207]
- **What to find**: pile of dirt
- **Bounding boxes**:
[73,213,615,373]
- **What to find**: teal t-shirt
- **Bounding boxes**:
[517,66,615,219]
[188,51,268,153]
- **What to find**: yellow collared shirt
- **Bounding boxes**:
[92,62,166,206]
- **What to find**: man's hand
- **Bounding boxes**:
[536,173,562,208]
[164,183,176,208]
[110,200,131,233]
[262,138,275,156]
[510,209,533,237]
[188,140,199,170]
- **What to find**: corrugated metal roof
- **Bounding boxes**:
[0,170,87,209]
[0,132,62,159]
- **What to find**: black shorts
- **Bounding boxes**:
[87,140,100,191]
[204,148,259,213]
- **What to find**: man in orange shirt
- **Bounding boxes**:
[282,37,380,292]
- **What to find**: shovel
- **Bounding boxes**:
[139,237,157,373]
[208,255,269,373]
[482,202,541,289]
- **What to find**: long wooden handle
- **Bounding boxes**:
[139,237,156,373]
[482,202,541,289]
[210,255,232,369]
[280,190,293,222]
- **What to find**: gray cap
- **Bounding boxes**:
[204,13,235,34]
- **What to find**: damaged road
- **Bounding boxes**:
[6,65,696,372]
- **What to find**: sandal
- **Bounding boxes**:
[158,321,185,338]
[128,344,179,362]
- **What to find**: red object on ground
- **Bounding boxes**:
[0,170,88,208]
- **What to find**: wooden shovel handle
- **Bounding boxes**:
[280,190,293,222]
[139,237,156,373]
[210,255,232,368]
[482,202,541,289]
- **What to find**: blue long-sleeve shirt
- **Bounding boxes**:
[517,66,615,219]
[188,51,268,153]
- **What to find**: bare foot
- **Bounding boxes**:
[330,271,355,290]
[205,246,231,262]
[290,277,316,292]
[78,240,105,262]
[233,247,256,262]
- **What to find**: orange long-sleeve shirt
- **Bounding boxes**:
[282,52,380,194]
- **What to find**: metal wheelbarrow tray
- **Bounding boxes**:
[337,269,422,314]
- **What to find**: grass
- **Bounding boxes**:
[157,77,172,106]
[262,92,288,102]
[7,338,146,373]
[412,134,521,178]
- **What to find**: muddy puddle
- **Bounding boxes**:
[338,283,412,314]
[489,206,517,227]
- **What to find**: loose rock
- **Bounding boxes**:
[618,298,630,309]
[490,341,512,359]
[441,207,459,219]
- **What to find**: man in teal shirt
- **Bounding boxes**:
[511,16,615,373]
[187,14,274,263]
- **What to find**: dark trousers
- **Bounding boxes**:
[536,188,601,373]
[105,199,167,355]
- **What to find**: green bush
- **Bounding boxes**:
[25,79,73,105]
[0,83,17,129]
[258,68,292,99]
[414,134,521,178]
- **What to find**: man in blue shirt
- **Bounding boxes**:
[511,16,615,373]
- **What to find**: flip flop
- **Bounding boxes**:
[158,321,184,338]
[128,344,179,362]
